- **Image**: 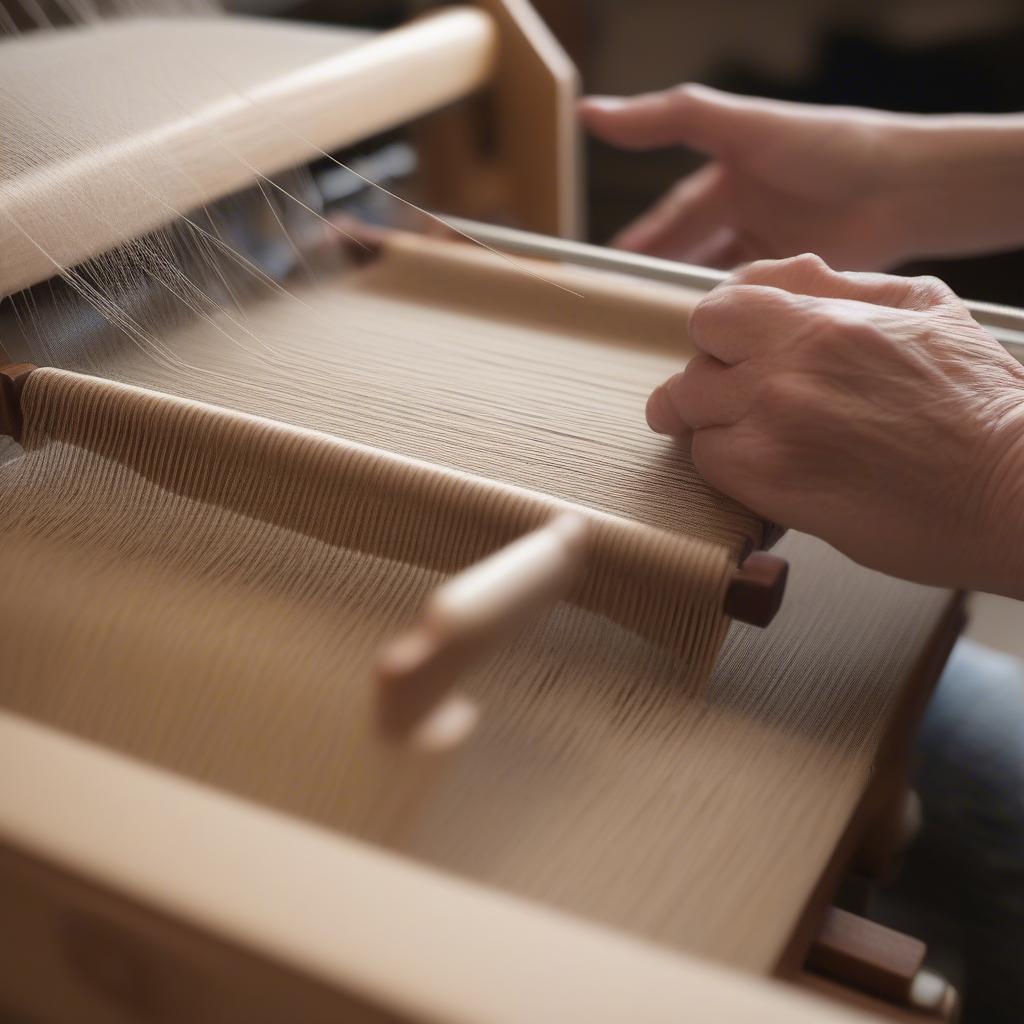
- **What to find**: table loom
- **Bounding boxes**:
[2,4,1018,1021]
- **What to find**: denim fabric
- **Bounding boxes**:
[871,639,1024,1023]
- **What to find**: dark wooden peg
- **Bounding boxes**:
[0,363,36,442]
[807,906,926,1004]
[724,551,788,627]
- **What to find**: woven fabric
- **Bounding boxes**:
[0,356,952,974]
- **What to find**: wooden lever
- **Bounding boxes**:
[0,363,35,441]
[377,513,589,742]
[379,530,788,743]
[724,551,788,627]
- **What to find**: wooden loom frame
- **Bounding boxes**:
[0,0,580,299]
[0,284,966,1024]
[414,0,582,238]
[0,4,988,1019]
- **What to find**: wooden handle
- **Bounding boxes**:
[724,551,788,627]
[377,512,588,742]
[0,363,35,441]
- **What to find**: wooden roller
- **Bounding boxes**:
[0,9,498,297]
[377,540,788,742]
[2,363,788,748]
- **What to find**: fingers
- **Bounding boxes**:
[682,256,960,368]
[689,425,742,501]
[647,354,755,435]
[688,284,810,365]
[579,83,775,156]
[646,383,689,436]
[613,165,731,256]
[730,252,955,310]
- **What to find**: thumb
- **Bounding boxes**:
[579,84,777,156]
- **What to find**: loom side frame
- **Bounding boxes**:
[415,0,582,239]
[0,709,889,1024]
[778,594,967,980]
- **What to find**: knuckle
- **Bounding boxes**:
[731,252,832,289]
[668,83,699,115]
[788,251,830,272]
[671,82,700,103]
[909,274,955,304]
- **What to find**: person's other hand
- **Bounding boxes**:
[646,254,1024,596]
[580,86,1024,271]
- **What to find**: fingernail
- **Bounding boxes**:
[646,385,687,435]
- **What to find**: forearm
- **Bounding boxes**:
[971,409,1024,599]
[886,114,1024,262]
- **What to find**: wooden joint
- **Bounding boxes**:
[724,551,788,627]
[0,363,36,441]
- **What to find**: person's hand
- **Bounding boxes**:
[580,86,1024,271]
[646,254,1024,596]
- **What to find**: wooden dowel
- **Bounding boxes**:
[0,363,35,442]
[724,551,788,628]
[0,9,498,297]
[377,512,588,740]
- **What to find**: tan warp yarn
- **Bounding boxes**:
[7,233,765,554]
[0,363,952,974]
[0,10,958,980]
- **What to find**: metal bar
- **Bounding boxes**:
[444,216,1024,360]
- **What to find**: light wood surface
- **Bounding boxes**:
[413,0,582,238]
[0,8,969,1012]
[0,709,887,1024]
[474,0,582,237]
[0,9,497,296]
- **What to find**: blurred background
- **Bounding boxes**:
[230,0,1024,304]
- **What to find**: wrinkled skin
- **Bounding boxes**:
[645,255,1024,596]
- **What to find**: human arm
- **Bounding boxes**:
[580,85,1024,271]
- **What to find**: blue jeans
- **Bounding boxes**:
[871,639,1024,1023]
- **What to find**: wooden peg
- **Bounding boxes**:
[724,551,788,627]
[807,907,927,1005]
[0,363,35,441]
[377,512,589,741]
